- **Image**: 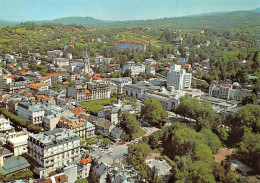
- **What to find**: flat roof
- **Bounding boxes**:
[7,135,28,146]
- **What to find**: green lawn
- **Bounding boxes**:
[79,98,117,115]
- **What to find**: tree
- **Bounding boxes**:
[121,112,140,138]
[122,69,131,77]
[241,93,257,105]
[141,98,168,127]
[237,130,260,170]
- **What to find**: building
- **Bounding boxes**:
[103,58,113,65]
[108,77,132,93]
[0,74,12,90]
[117,39,146,51]
[146,63,156,75]
[6,135,28,156]
[26,82,49,92]
[57,116,95,140]
[28,129,80,178]
[87,81,111,101]
[67,84,88,102]
[96,119,115,136]
[167,64,192,90]
[209,81,251,100]
[40,76,52,86]
[77,158,92,179]
[18,102,45,125]
[0,156,30,176]
[7,80,32,93]
[0,117,14,133]
[95,56,104,64]
[98,99,134,125]
[53,58,69,68]
[123,61,145,76]
[46,73,62,84]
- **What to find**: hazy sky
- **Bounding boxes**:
[0,0,259,21]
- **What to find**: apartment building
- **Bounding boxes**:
[27,128,80,178]
[57,116,95,140]
[17,102,45,125]
[117,39,146,51]
[167,64,192,90]
[108,77,132,93]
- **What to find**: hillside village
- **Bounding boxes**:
[0,10,259,183]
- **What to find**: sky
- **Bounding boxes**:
[0,0,259,21]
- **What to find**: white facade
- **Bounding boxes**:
[0,75,12,89]
[17,102,45,125]
[123,64,145,76]
[167,64,192,90]
[0,117,14,132]
[28,129,80,178]
[7,135,28,156]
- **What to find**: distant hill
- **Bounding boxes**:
[1,9,259,29]
[43,16,107,27]
[250,7,260,12]
[0,20,19,28]
[39,11,260,29]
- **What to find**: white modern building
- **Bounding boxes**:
[167,64,192,90]
[27,129,80,178]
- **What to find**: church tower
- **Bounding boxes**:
[84,47,91,75]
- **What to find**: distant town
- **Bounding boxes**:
[0,8,259,183]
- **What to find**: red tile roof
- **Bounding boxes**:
[72,107,85,116]
[80,158,92,165]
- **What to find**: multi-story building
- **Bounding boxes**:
[46,73,62,84]
[67,84,88,102]
[117,39,146,51]
[27,129,80,178]
[209,81,251,100]
[57,116,95,140]
[6,135,28,156]
[167,64,192,90]
[0,74,12,90]
[7,80,32,93]
[53,58,69,68]
[108,77,132,93]
[26,82,49,92]
[123,61,145,76]
[40,76,51,86]
[17,102,45,125]
[87,81,111,101]
[0,117,14,133]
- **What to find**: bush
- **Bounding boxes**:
[2,169,33,182]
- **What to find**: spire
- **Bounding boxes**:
[85,47,89,59]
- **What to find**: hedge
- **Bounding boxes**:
[0,108,41,133]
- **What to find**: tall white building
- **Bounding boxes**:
[167,64,192,90]
[27,128,80,178]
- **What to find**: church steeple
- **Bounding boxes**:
[84,47,90,76]
[85,47,89,60]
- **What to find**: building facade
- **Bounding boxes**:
[27,129,80,178]
[167,64,192,90]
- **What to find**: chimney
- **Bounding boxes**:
[127,177,131,182]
